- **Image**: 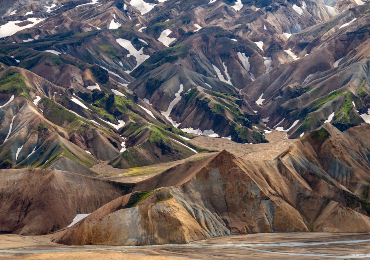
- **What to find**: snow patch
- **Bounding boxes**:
[138,38,148,45]
[87,83,100,91]
[109,14,121,29]
[276,120,299,132]
[0,95,14,108]
[181,128,219,137]
[352,101,356,108]
[254,41,264,51]
[161,84,183,127]
[339,18,356,29]
[194,24,202,32]
[158,29,176,47]
[130,0,156,15]
[222,136,232,140]
[354,0,365,5]
[300,132,304,137]
[283,32,292,39]
[264,25,267,30]
[4,116,15,143]
[212,63,232,85]
[111,89,126,97]
[232,0,243,11]
[284,48,299,60]
[263,57,272,72]
[237,52,255,80]
[71,97,89,110]
[138,104,156,119]
[302,73,316,85]
[116,38,150,71]
[68,214,90,227]
[85,150,91,154]
[361,109,370,123]
[172,139,198,154]
[120,141,126,153]
[209,0,216,3]
[27,147,36,158]
[0,18,45,38]
[292,4,304,15]
[324,112,335,123]
[16,145,23,161]
[256,94,265,106]
[33,96,41,106]
[143,98,151,105]
[333,58,343,68]
[138,27,147,32]
[44,50,61,55]
[23,38,33,42]
[262,117,269,123]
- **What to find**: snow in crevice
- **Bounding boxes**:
[100,118,125,130]
[302,73,316,86]
[44,50,61,55]
[254,41,264,51]
[130,0,156,15]
[109,14,121,29]
[0,18,45,38]
[4,116,15,144]
[71,97,89,110]
[87,83,100,91]
[292,4,304,15]
[333,58,343,68]
[0,95,15,108]
[33,96,41,106]
[352,101,356,108]
[161,84,183,127]
[179,135,190,140]
[99,66,127,83]
[138,27,147,32]
[27,147,36,158]
[212,63,233,85]
[74,0,99,8]
[300,132,304,137]
[171,139,198,154]
[276,120,299,132]
[158,29,176,47]
[324,112,335,123]
[16,145,23,161]
[263,57,272,72]
[274,118,285,128]
[138,104,156,119]
[237,52,255,80]
[339,18,356,29]
[256,94,265,106]
[232,0,243,11]
[85,150,91,155]
[138,38,148,45]
[111,89,126,97]
[68,214,90,227]
[116,38,150,71]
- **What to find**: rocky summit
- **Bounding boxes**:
[1,0,370,256]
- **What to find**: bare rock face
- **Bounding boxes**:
[56,123,370,245]
[0,168,134,235]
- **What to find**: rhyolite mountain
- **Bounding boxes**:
[1,0,370,245]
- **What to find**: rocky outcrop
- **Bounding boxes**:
[56,123,370,245]
[0,168,134,235]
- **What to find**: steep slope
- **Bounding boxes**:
[56,123,370,246]
[0,168,134,235]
